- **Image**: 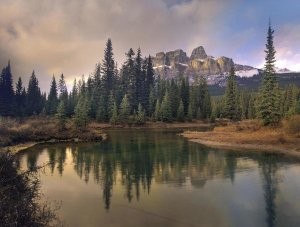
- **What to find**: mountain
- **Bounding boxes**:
[152,46,259,83]
[152,46,299,93]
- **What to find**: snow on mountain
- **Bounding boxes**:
[236,69,259,78]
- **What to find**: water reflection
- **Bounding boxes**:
[19,130,300,227]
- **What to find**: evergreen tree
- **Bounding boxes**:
[161,91,172,122]
[15,77,26,118]
[56,100,67,131]
[27,71,43,115]
[101,38,115,120]
[107,91,115,120]
[187,104,193,122]
[0,61,14,116]
[47,76,58,115]
[91,63,102,118]
[58,74,68,106]
[223,67,240,121]
[96,96,106,122]
[74,95,89,130]
[68,79,78,116]
[109,101,119,125]
[199,76,211,119]
[154,99,161,121]
[119,94,130,123]
[177,99,185,122]
[135,48,145,110]
[180,77,189,115]
[136,103,145,125]
[248,93,257,119]
[145,56,154,114]
[124,48,137,113]
[259,21,281,126]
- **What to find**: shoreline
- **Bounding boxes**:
[180,120,300,158]
[0,120,211,154]
[1,135,108,154]
[183,137,300,158]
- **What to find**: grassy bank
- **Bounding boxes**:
[0,117,107,153]
[181,116,300,158]
[0,117,211,153]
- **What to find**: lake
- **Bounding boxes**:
[19,129,300,227]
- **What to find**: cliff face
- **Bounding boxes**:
[152,46,255,80]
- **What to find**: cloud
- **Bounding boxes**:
[0,0,299,91]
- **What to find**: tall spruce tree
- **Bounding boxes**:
[177,99,185,122]
[27,71,43,115]
[15,77,26,117]
[145,56,154,114]
[58,74,68,104]
[259,21,281,125]
[161,91,172,122]
[74,94,89,130]
[119,94,130,123]
[109,101,119,125]
[223,67,240,121]
[56,100,67,131]
[0,61,14,116]
[47,76,58,115]
[102,38,115,120]
[154,99,161,121]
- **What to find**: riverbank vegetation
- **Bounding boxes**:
[0,117,106,148]
[182,117,300,156]
[0,152,61,226]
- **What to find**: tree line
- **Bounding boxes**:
[1,23,299,128]
[0,39,212,129]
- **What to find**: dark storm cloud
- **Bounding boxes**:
[0,0,299,91]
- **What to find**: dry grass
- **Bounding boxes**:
[0,117,105,147]
[182,119,300,155]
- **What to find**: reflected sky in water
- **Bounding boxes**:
[19,129,300,227]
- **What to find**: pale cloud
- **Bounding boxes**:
[0,0,299,91]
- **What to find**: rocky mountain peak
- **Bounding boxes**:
[190,46,207,60]
[152,45,258,81]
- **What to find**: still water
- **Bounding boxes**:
[20,129,300,227]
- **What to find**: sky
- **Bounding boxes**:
[0,0,300,91]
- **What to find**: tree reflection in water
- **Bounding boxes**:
[20,130,296,226]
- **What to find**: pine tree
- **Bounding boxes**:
[107,91,115,120]
[96,96,106,122]
[124,48,137,113]
[119,94,130,123]
[58,74,68,114]
[74,95,89,130]
[15,77,26,118]
[177,99,185,122]
[199,76,211,119]
[248,93,257,119]
[259,21,281,126]
[27,71,43,115]
[56,100,67,131]
[154,99,161,121]
[102,39,115,120]
[223,67,240,121]
[68,79,78,116]
[136,103,145,125]
[109,101,119,125]
[161,91,172,122]
[187,104,193,122]
[180,77,189,115]
[135,48,145,110]
[0,61,14,116]
[145,56,154,114]
[47,76,58,115]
